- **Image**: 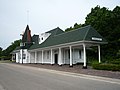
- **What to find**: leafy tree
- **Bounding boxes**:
[74,23,79,29]
[65,26,73,32]
[65,5,120,60]
[65,23,83,32]
[1,39,21,57]
[0,47,2,57]
[85,5,120,59]
[0,47,2,51]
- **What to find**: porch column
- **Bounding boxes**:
[20,49,23,64]
[58,48,62,65]
[35,51,37,63]
[83,43,87,68]
[69,46,72,67]
[98,45,101,63]
[29,52,31,63]
[51,49,53,64]
[42,50,44,64]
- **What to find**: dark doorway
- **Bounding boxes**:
[54,54,58,64]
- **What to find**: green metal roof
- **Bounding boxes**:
[29,25,107,50]
[46,27,64,36]
[32,34,39,44]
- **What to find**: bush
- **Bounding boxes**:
[0,56,11,60]
[108,58,120,65]
[92,63,120,71]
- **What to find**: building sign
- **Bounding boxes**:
[92,37,102,41]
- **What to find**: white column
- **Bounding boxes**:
[63,49,65,64]
[20,49,23,64]
[29,52,31,63]
[98,45,101,63]
[51,49,53,64]
[16,53,18,63]
[35,51,37,63]
[83,44,86,67]
[58,48,62,65]
[70,46,72,66]
[42,50,43,64]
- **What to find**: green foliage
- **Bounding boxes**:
[65,5,120,61]
[65,26,73,32]
[0,39,21,58]
[92,58,120,71]
[0,56,11,60]
[85,5,120,59]
[0,47,2,51]
[107,58,120,65]
[65,23,83,32]
[92,63,120,71]
[0,47,2,56]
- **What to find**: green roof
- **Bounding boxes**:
[46,27,64,36]
[29,25,107,50]
[32,34,39,44]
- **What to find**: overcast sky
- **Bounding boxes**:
[0,0,120,49]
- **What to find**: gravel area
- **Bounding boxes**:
[17,63,120,79]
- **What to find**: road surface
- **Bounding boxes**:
[0,63,120,90]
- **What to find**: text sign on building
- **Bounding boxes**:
[92,37,102,41]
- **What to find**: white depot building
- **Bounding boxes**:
[11,25,107,68]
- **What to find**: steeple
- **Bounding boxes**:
[20,25,33,48]
[22,25,32,43]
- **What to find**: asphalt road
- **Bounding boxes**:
[0,63,120,90]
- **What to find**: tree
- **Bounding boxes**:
[85,5,120,59]
[0,47,2,51]
[2,39,21,57]
[65,23,83,32]
[0,47,2,57]
[65,5,120,60]
[65,26,73,32]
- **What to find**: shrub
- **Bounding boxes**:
[92,63,120,71]
[109,61,120,65]
[108,58,120,65]
[0,56,11,60]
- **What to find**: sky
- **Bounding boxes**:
[0,0,120,50]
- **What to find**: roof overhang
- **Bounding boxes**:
[10,50,20,54]
[28,40,108,52]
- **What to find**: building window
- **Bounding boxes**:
[19,54,21,59]
[79,50,81,59]
[23,54,26,59]
[41,37,43,40]
[68,50,70,59]
[47,51,50,59]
